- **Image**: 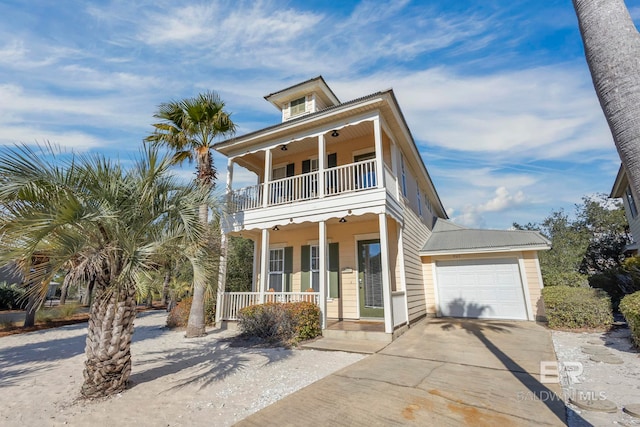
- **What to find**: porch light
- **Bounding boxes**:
[331,130,339,138]
[272,225,280,231]
[339,217,347,223]
[280,145,288,151]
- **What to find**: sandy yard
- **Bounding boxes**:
[552,326,640,426]
[0,311,364,427]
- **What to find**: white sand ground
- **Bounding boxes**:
[0,311,364,427]
[552,327,640,427]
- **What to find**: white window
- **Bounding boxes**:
[268,249,284,291]
[310,245,320,292]
[626,186,638,218]
[290,96,306,116]
[417,188,422,216]
[309,158,319,172]
[401,154,407,197]
[272,165,287,180]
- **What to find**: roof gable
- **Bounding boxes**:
[264,75,340,112]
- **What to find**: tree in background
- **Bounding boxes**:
[0,145,209,398]
[573,0,640,202]
[225,236,254,292]
[146,91,235,338]
[514,194,628,287]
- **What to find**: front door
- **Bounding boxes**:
[358,239,384,318]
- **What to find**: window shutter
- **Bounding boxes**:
[327,153,337,168]
[286,163,295,177]
[329,243,340,298]
[284,246,293,292]
[301,245,310,291]
[302,160,311,174]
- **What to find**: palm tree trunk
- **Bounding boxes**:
[81,282,137,398]
[161,267,170,307]
[186,150,212,337]
[185,281,206,337]
[573,0,640,196]
[23,286,38,328]
[59,273,72,306]
[82,276,95,306]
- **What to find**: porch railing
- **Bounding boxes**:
[267,171,319,206]
[229,184,263,212]
[325,159,377,196]
[220,291,320,320]
[227,159,382,213]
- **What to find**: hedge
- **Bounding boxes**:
[166,296,216,328]
[620,291,640,348]
[542,286,613,329]
[238,301,321,345]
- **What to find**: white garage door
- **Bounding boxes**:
[436,258,528,320]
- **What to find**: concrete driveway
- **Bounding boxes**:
[237,318,578,426]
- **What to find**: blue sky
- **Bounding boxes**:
[1,0,639,229]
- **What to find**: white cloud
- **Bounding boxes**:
[332,64,611,161]
[449,186,525,228]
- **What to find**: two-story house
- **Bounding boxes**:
[214,76,550,341]
[611,165,639,255]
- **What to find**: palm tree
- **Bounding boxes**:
[146,91,235,337]
[573,0,640,197]
[0,144,209,398]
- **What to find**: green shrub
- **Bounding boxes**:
[620,291,640,348]
[166,296,216,328]
[589,271,625,310]
[0,282,26,310]
[542,271,588,287]
[36,309,56,324]
[542,286,613,329]
[56,303,80,319]
[238,301,321,345]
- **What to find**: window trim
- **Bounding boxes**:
[268,248,284,291]
[401,154,407,197]
[626,185,638,218]
[290,96,306,116]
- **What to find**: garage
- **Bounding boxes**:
[435,258,529,320]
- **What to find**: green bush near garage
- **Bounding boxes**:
[620,291,640,348]
[542,286,613,329]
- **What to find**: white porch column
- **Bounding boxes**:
[318,133,326,198]
[319,220,327,329]
[259,228,269,303]
[378,213,394,333]
[215,233,228,325]
[373,117,385,189]
[226,158,234,194]
[252,238,260,292]
[262,149,272,208]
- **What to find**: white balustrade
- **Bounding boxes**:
[220,291,320,320]
[227,159,384,213]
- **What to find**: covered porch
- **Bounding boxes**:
[215,214,409,336]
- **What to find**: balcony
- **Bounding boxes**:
[228,159,380,213]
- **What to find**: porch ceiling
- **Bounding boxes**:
[231,121,375,174]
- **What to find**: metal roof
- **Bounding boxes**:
[421,219,551,255]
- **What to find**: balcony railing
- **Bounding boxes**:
[227,159,382,213]
[229,184,263,212]
[219,291,320,320]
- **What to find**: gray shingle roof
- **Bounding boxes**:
[421,219,551,255]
